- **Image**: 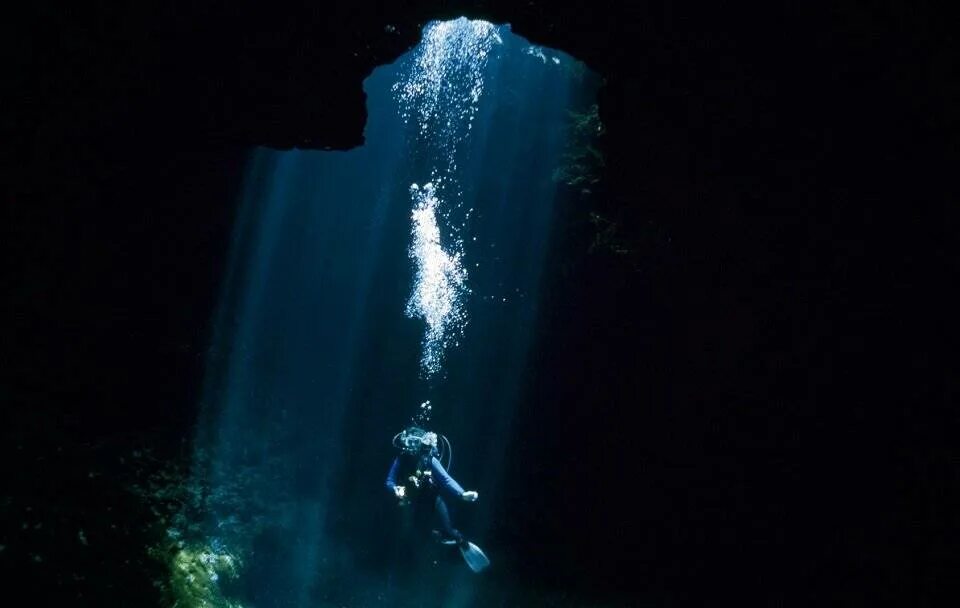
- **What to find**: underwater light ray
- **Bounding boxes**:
[174,17,600,607]
[393,17,503,378]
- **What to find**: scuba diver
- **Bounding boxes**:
[385,401,490,573]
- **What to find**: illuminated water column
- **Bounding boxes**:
[179,17,597,608]
[396,18,504,381]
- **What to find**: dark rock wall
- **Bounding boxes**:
[2,1,955,605]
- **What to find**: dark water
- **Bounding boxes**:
[188,19,603,607]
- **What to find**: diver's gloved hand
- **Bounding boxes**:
[461,490,479,502]
[393,485,406,500]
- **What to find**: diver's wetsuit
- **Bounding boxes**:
[385,453,466,545]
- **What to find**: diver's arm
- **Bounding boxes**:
[431,456,474,500]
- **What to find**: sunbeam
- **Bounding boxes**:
[177,17,601,608]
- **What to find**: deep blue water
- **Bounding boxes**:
[190,19,601,607]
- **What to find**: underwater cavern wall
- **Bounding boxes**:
[3,2,955,607]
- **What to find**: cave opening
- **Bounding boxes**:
[145,17,606,608]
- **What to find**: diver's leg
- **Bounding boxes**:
[434,495,489,572]
[434,494,465,546]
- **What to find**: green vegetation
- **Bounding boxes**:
[553,103,669,266]
[553,104,605,194]
[163,543,243,608]
[553,104,635,257]
[129,445,292,608]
